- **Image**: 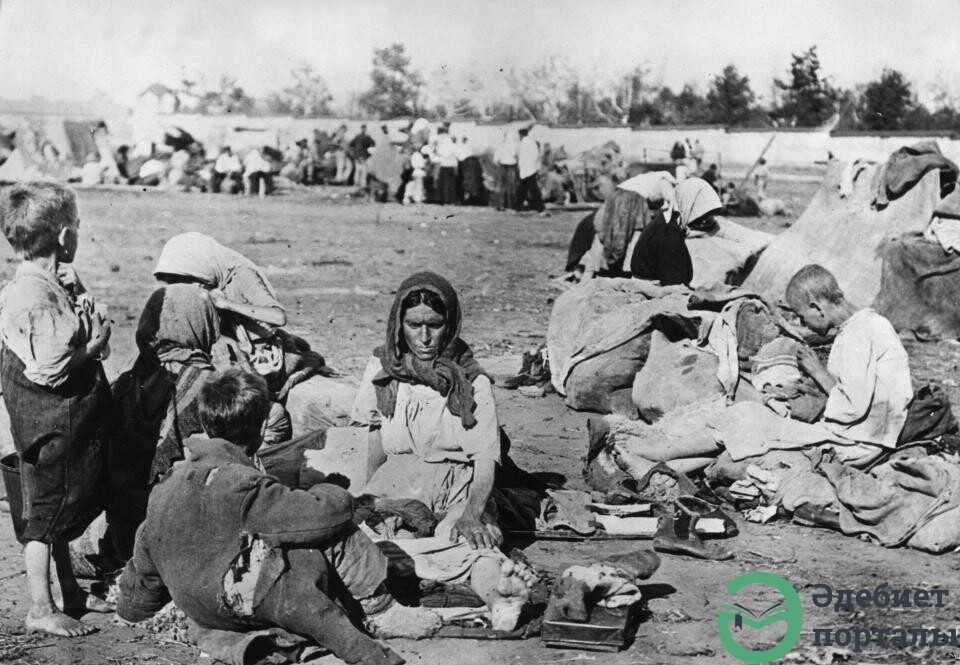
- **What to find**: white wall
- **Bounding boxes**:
[128,112,960,170]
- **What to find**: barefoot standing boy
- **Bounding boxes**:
[0,183,113,636]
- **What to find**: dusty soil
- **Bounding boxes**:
[2,179,960,664]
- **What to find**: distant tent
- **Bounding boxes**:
[741,159,941,308]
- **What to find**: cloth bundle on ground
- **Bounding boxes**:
[772,449,960,554]
[630,298,824,424]
[547,279,699,412]
[860,145,960,339]
[743,158,943,308]
[686,218,772,290]
[874,231,960,340]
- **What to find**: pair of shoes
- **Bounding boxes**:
[791,503,840,530]
[502,348,551,390]
[653,514,734,561]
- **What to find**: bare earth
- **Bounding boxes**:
[2,180,960,664]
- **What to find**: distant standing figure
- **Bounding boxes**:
[754,158,770,198]
[405,148,427,205]
[434,128,458,205]
[332,124,351,183]
[494,130,519,210]
[516,127,545,214]
[691,139,705,171]
[349,125,375,190]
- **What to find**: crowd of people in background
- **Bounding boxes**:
[36,120,780,218]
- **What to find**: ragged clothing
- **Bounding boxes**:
[821,309,912,447]
[118,437,390,663]
[353,357,500,465]
[0,262,97,387]
[0,261,111,544]
[107,286,219,559]
[709,309,912,463]
[772,450,960,553]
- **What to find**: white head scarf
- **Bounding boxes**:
[675,177,722,229]
[153,232,277,299]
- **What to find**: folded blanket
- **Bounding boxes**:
[874,141,959,208]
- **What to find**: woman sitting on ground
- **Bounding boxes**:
[629,176,721,286]
[153,232,343,435]
[351,271,539,630]
[106,284,221,562]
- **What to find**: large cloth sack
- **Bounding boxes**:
[284,375,357,438]
[547,279,698,412]
[632,331,720,423]
[874,231,960,340]
[687,218,772,290]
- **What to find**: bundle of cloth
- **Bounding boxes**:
[873,141,958,209]
[547,278,698,413]
[874,158,960,340]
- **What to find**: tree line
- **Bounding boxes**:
[167,45,960,132]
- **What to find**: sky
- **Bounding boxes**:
[0,0,958,108]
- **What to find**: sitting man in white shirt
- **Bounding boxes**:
[212,146,243,194]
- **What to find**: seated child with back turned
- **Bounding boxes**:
[118,369,444,665]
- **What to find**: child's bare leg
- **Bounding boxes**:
[51,541,113,615]
[23,540,93,636]
[470,557,537,631]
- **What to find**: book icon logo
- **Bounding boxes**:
[718,572,803,663]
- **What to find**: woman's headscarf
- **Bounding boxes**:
[675,177,722,229]
[135,284,219,371]
[594,188,649,265]
[372,271,486,428]
[153,232,278,300]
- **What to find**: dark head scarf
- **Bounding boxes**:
[372,271,486,428]
[135,284,219,372]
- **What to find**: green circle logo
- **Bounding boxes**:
[717,571,803,663]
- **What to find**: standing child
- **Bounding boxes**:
[754,158,770,198]
[0,183,113,636]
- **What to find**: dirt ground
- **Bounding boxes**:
[3,179,960,665]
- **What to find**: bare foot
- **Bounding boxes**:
[487,559,537,631]
[365,601,442,639]
[25,608,96,637]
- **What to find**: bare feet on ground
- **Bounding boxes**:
[487,559,537,631]
[25,607,96,637]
